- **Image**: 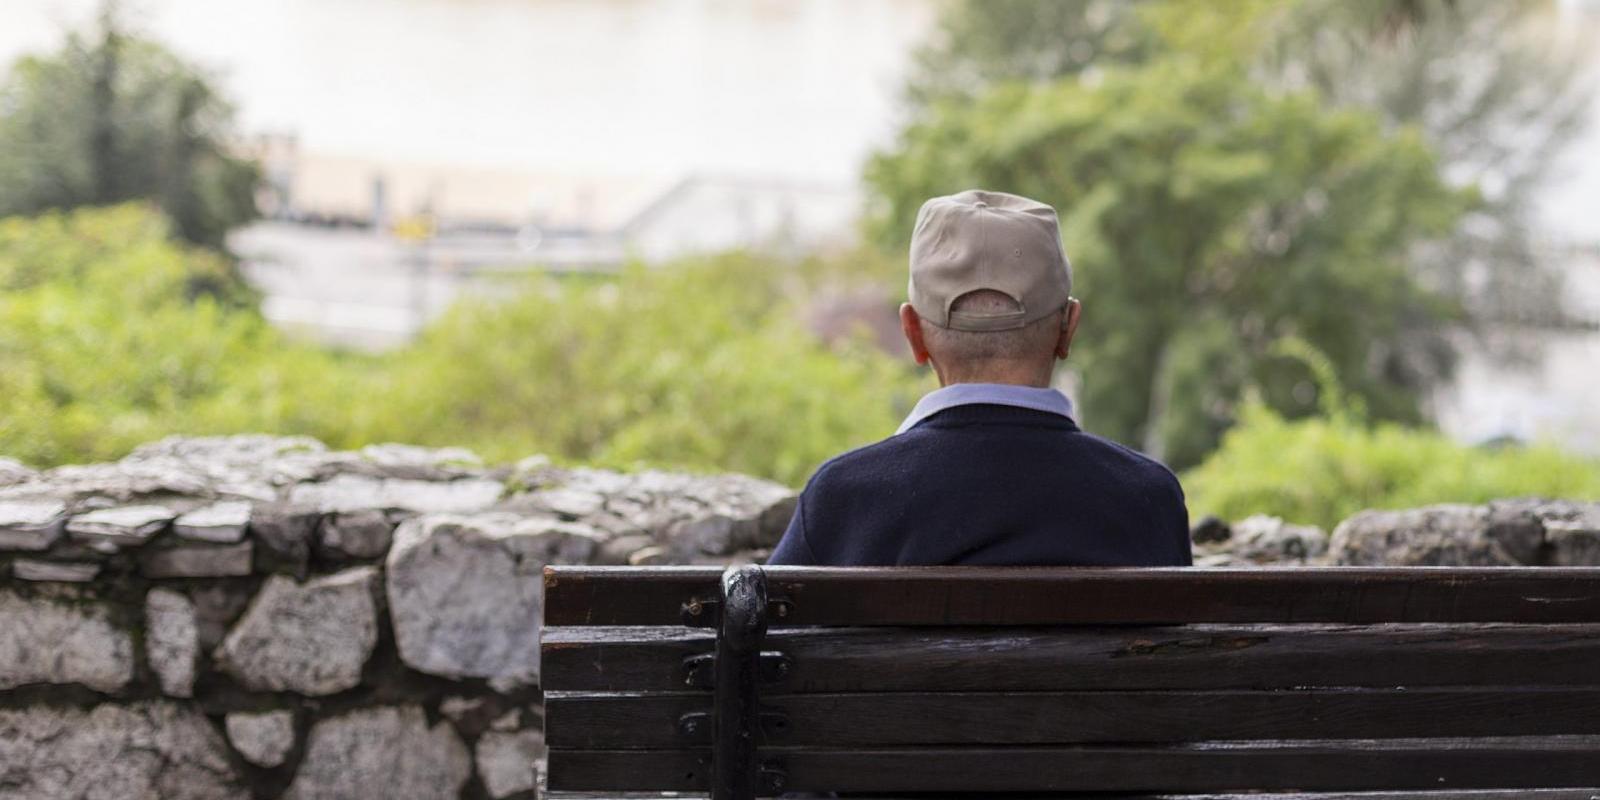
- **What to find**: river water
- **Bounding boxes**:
[2,0,937,185]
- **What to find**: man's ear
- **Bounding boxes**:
[1055,298,1082,360]
[899,303,932,365]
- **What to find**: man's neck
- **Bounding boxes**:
[941,379,1051,390]
[935,367,1054,389]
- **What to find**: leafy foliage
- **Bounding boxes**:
[0,206,925,485]
[906,0,1153,106]
[884,0,1591,466]
[0,206,357,464]
[868,58,1472,467]
[907,0,1592,337]
[382,252,925,484]
[1183,400,1600,530]
[0,14,259,248]
[1256,0,1593,340]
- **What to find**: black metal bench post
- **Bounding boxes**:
[713,565,769,800]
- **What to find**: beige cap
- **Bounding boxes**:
[908,189,1073,331]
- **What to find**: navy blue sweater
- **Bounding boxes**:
[767,404,1192,567]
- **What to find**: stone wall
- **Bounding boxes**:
[3,435,1599,799]
[1192,500,1600,567]
[0,436,795,800]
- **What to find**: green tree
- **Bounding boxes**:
[906,0,1152,107]
[1257,0,1593,345]
[908,0,1592,349]
[867,59,1472,467]
[0,8,259,248]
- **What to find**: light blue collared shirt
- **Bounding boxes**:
[895,383,1076,434]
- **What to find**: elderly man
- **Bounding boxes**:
[768,189,1191,567]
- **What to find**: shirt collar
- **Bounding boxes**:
[896,383,1077,434]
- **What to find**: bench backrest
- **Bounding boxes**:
[541,565,1600,798]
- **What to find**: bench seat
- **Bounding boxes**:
[541,566,1600,798]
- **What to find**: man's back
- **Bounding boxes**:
[770,189,1192,568]
[769,403,1191,567]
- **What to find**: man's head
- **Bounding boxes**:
[899,190,1082,387]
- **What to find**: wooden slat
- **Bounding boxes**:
[543,792,1600,800]
[545,687,1600,748]
[540,623,1600,692]
[546,736,1600,792]
[771,794,1600,800]
[543,566,1600,626]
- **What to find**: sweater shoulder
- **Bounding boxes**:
[1076,431,1184,488]
[804,432,924,491]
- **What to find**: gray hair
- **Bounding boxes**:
[921,290,1062,367]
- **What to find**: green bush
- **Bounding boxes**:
[0,204,370,465]
[380,253,927,484]
[0,205,927,484]
[1183,400,1600,530]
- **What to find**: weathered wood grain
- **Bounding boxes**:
[543,566,1600,626]
[540,792,1600,800]
[545,687,1600,748]
[542,792,1600,800]
[540,623,1600,692]
[546,736,1600,792]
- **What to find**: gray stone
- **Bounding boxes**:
[664,513,754,559]
[11,559,100,582]
[356,442,484,480]
[215,567,379,696]
[115,433,337,499]
[1539,502,1600,566]
[1329,504,1509,566]
[0,457,37,486]
[173,500,251,542]
[225,710,296,767]
[249,503,320,575]
[521,486,606,518]
[66,504,175,550]
[1226,515,1328,565]
[628,544,672,565]
[0,701,245,800]
[596,532,658,565]
[656,474,797,557]
[489,708,523,732]
[1485,499,1550,564]
[284,705,471,800]
[140,541,255,578]
[558,466,636,497]
[0,499,66,550]
[19,458,210,504]
[1190,515,1232,544]
[145,588,199,698]
[506,454,561,492]
[188,582,257,653]
[0,589,133,692]
[386,514,599,687]
[475,728,544,798]
[317,509,396,559]
[286,473,382,512]
[438,694,491,725]
[289,474,503,514]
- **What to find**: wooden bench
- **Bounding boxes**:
[541,565,1600,799]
